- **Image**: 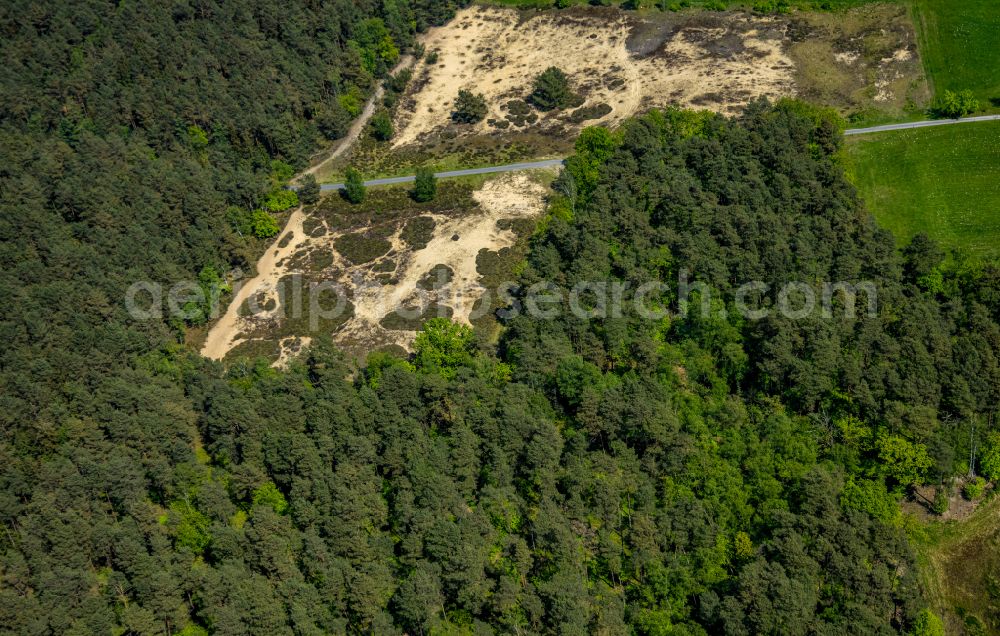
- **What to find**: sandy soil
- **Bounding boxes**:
[202,171,551,364]
[390,5,926,149]
[274,336,312,368]
[906,480,992,523]
[392,6,795,147]
[787,4,927,112]
[333,171,551,353]
[203,5,926,365]
[201,207,310,361]
[204,56,418,364]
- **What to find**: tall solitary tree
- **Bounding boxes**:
[343,167,366,204]
[412,167,437,202]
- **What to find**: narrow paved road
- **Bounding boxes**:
[312,115,1000,190]
[319,158,565,190]
[843,114,1000,136]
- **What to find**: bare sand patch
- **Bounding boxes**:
[386,5,927,151]
[786,3,927,113]
[333,171,550,354]
[201,207,310,361]
[321,5,926,184]
[392,6,795,148]
[201,171,552,365]
[274,336,312,368]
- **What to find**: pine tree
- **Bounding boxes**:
[529,67,574,110]
[451,90,488,123]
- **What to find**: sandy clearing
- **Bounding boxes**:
[201,207,310,360]
[203,171,551,363]
[333,171,551,351]
[874,48,912,103]
[273,336,312,368]
[786,5,926,112]
[392,6,795,147]
[203,55,418,363]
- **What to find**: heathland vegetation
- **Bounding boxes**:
[331,1,933,184]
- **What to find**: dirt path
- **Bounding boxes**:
[297,54,415,183]
[202,169,553,362]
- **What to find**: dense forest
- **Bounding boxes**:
[3,1,1000,635]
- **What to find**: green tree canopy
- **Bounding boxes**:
[343,167,367,204]
[298,174,321,205]
[263,189,299,212]
[451,89,488,123]
[251,210,281,238]
[412,167,437,202]
[931,89,980,119]
[370,110,394,141]
[413,318,475,378]
[529,66,576,110]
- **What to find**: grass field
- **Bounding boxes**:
[844,120,1000,258]
[911,0,1000,109]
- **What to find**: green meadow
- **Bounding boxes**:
[844,120,1000,258]
[912,0,1000,108]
